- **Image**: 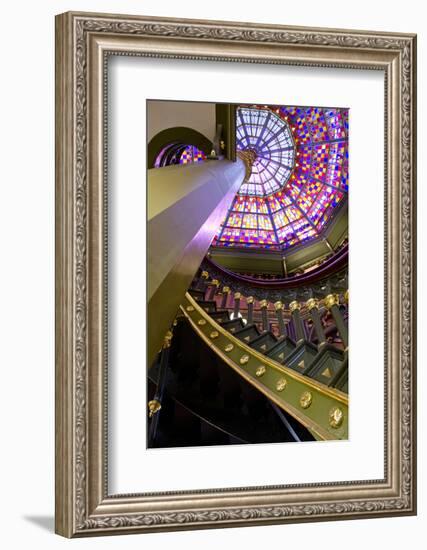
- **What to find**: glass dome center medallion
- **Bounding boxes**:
[236,107,295,197]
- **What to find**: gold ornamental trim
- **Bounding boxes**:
[246,296,254,304]
[201,270,209,279]
[306,298,319,311]
[222,286,231,294]
[300,391,313,409]
[276,378,287,392]
[255,365,266,377]
[329,407,344,428]
[234,292,241,300]
[148,399,161,418]
[324,293,339,309]
[240,354,250,365]
[259,299,268,309]
[274,301,284,311]
[289,300,301,312]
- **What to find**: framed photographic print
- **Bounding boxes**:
[55,11,417,537]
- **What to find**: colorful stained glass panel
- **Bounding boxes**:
[213,104,348,251]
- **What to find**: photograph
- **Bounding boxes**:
[147,101,349,447]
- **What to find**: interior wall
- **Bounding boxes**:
[147,99,216,142]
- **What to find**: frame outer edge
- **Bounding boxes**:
[408,34,417,514]
[412,35,417,514]
[55,10,417,537]
[55,12,76,538]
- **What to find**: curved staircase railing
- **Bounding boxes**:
[180,292,348,441]
[195,269,348,349]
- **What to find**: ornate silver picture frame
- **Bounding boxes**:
[55,11,417,537]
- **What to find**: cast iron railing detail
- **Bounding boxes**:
[191,269,348,353]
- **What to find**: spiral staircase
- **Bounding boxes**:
[148,268,349,447]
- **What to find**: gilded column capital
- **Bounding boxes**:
[246,296,254,304]
[259,299,268,309]
[222,286,231,294]
[306,298,319,311]
[274,300,284,311]
[234,292,241,300]
[211,279,220,287]
[324,293,339,309]
[201,270,209,279]
[289,300,301,312]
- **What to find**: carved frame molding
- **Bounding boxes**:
[55,11,416,537]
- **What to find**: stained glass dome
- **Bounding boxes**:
[236,108,295,196]
[154,143,206,167]
[213,105,348,251]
